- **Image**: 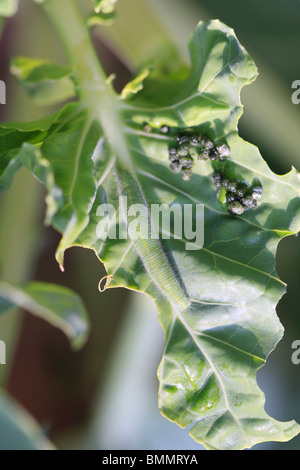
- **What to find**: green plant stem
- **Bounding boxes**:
[42,0,133,172]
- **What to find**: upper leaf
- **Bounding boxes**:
[88,0,119,28]
[10,57,75,106]
[0,111,60,192]
[121,66,151,100]
[1,19,300,449]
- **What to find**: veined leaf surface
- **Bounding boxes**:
[1,20,300,449]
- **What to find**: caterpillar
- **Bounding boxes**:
[116,168,190,311]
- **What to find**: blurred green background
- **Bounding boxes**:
[0,0,299,450]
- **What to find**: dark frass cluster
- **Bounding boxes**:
[168,132,230,181]
[163,126,262,216]
[213,171,263,215]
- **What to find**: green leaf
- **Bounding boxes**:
[0,110,64,193]
[10,56,75,106]
[35,104,99,269]
[121,65,151,99]
[88,0,118,27]
[0,102,99,268]
[0,148,22,192]
[0,280,90,349]
[0,391,54,450]
[0,0,18,17]
[80,20,300,449]
[2,18,300,449]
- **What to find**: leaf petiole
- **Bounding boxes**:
[41,0,133,172]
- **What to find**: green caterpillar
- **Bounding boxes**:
[116,168,190,311]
